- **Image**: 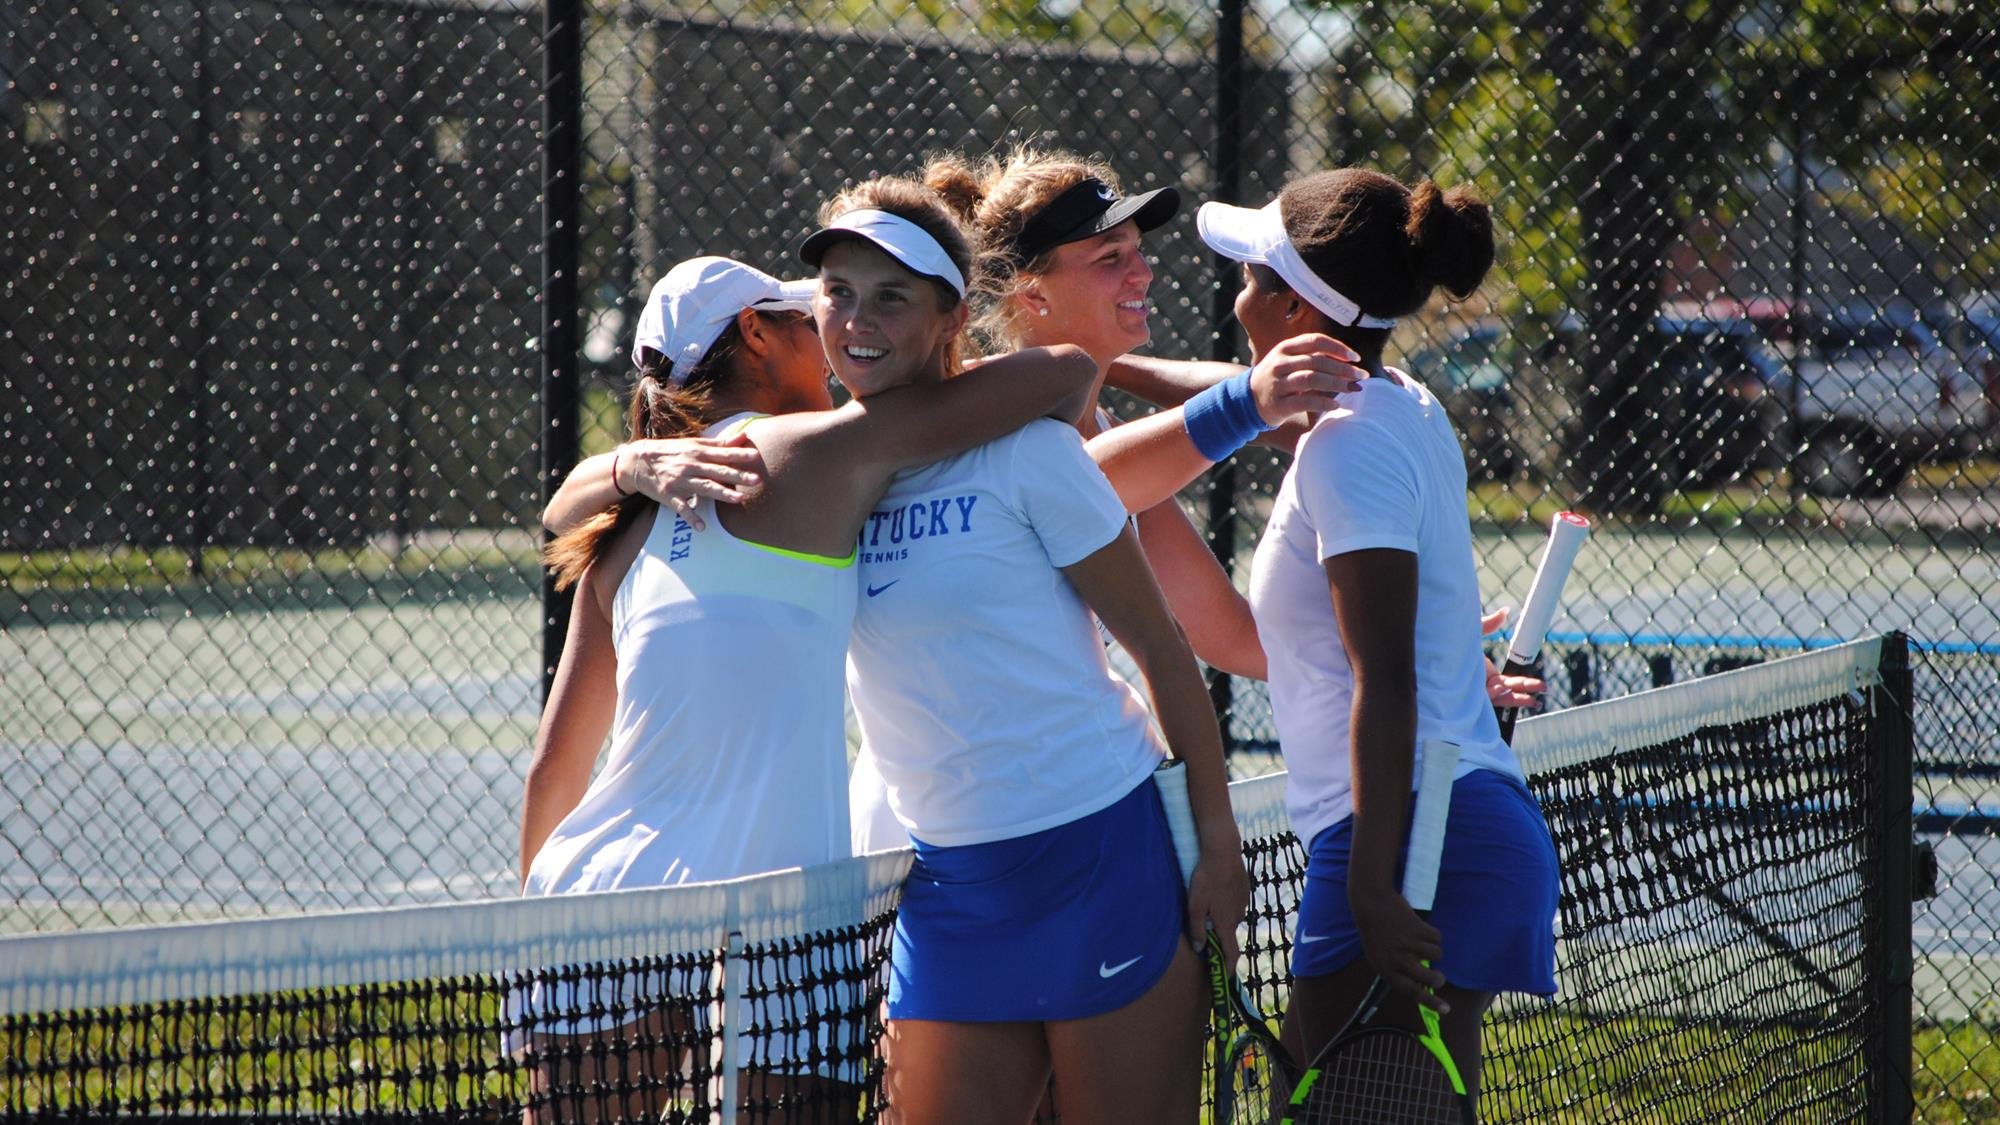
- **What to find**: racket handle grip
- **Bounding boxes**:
[1495,657,1536,744]
[1155,760,1200,887]
[1402,739,1461,913]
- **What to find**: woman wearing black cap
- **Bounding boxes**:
[841,149,1366,852]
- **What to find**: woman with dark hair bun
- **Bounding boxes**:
[1197,169,1560,1102]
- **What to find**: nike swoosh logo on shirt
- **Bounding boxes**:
[1098,955,1144,978]
[1297,932,1334,944]
[866,580,899,598]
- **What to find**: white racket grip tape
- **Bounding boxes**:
[1155,761,1201,887]
[1401,739,1462,913]
[1506,511,1590,668]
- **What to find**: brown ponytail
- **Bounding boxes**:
[541,326,747,591]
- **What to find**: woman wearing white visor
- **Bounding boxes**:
[797,174,1247,1125]
[521,254,1092,1121]
[1200,171,1560,1102]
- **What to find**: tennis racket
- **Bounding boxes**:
[1205,927,1301,1125]
[1157,761,1303,1124]
[1281,739,1473,1125]
[1496,511,1590,743]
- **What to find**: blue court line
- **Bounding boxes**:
[1528,630,2000,657]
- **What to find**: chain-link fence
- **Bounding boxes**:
[4,0,1995,1116]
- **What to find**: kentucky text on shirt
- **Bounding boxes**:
[860,495,979,547]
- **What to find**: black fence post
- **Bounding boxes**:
[542,0,584,700]
[1204,0,1246,748]
[186,2,215,575]
[1868,631,1915,1124]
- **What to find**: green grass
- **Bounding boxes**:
[2,539,538,597]
[1914,1022,2000,1123]
[1467,478,1836,530]
[1475,1014,2000,1124]
[1194,1008,2000,1124]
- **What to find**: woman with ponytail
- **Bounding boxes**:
[1200,170,1560,1101]
[520,253,1091,1121]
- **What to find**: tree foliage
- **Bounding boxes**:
[1285,0,1999,508]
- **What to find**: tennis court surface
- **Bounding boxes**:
[0,636,1918,1121]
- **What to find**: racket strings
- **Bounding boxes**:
[1294,1030,1464,1124]
[1220,1034,1283,1125]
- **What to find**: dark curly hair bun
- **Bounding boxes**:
[1405,180,1493,300]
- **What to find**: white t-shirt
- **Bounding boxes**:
[847,418,1166,847]
[1247,371,1522,848]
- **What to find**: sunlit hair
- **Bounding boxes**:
[815,175,984,373]
[922,145,1123,350]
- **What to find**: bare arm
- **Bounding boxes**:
[519,555,624,883]
[1134,500,1266,679]
[1105,353,1325,455]
[713,345,1098,560]
[542,437,766,535]
[830,344,1098,475]
[1326,547,1449,1009]
[1062,528,1250,959]
[1088,335,1360,511]
[1105,353,1245,409]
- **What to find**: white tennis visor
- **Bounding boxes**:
[632,256,818,379]
[799,209,968,298]
[1196,199,1398,329]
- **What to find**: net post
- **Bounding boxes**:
[1203,0,1247,753]
[1866,631,1914,1124]
[718,929,746,1125]
[541,0,584,702]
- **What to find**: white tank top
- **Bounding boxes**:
[524,414,859,894]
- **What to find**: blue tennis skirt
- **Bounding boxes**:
[1293,767,1559,996]
[888,775,1186,1022]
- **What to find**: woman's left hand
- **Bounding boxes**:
[1481,608,1546,707]
[1247,333,1367,427]
[1185,837,1252,962]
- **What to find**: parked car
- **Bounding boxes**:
[1785,305,1994,496]
[1650,314,1790,490]
[1403,323,1522,480]
[1945,296,2000,437]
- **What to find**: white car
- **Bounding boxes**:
[1788,307,1994,496]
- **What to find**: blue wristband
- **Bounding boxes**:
[1182,368,1272,462]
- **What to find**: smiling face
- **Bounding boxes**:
[1233,261,1316,361]
[814,240,966,399]
[1019,221,1153,365]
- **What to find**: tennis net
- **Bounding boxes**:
[0,635,1912,1122]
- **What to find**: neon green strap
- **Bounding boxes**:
[709,414,856,568]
